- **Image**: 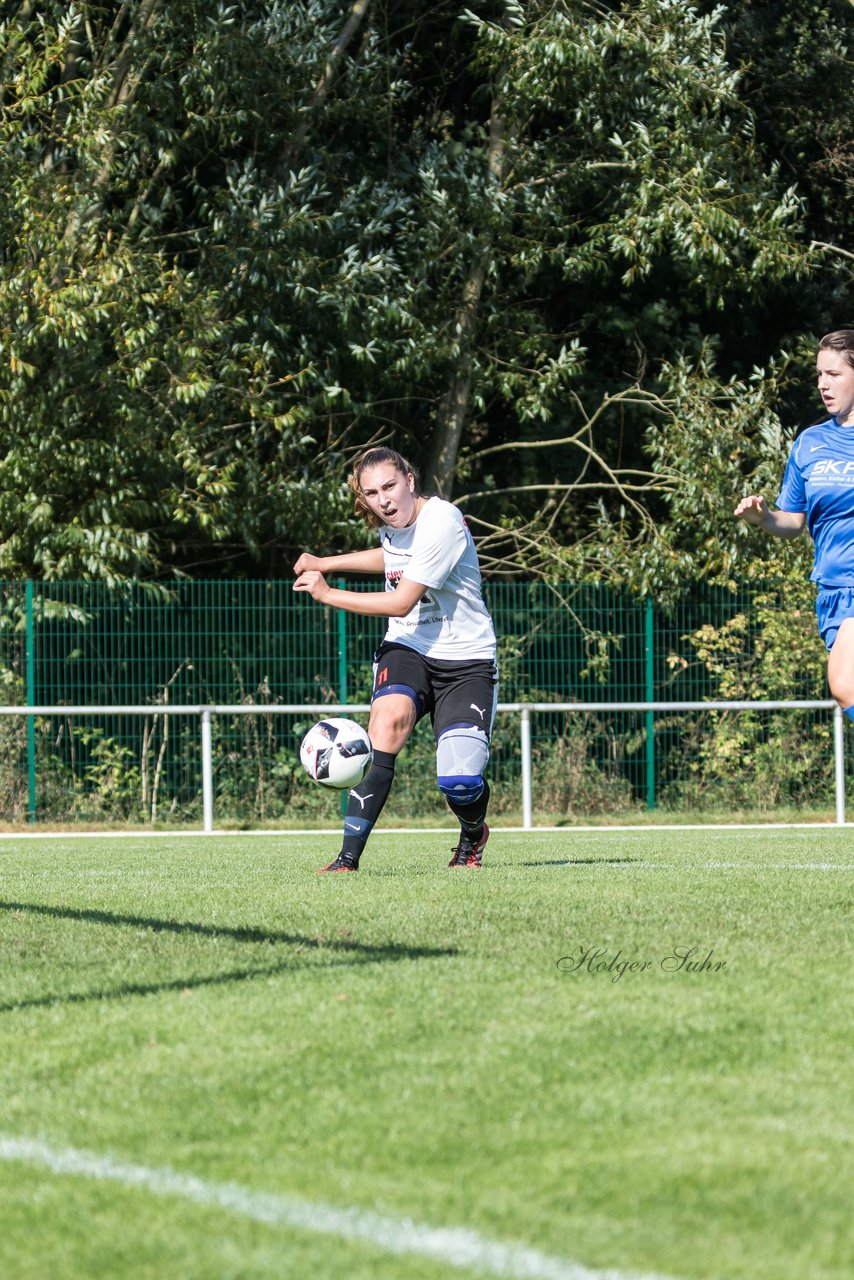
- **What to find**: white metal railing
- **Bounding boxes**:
[0,700,845,831]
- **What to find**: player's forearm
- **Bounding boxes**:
[734,495,806,538]
[321,587,412,618]
[313,548,385,574]
[759,510,805,538]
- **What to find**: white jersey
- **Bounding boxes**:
[380,497,496,660]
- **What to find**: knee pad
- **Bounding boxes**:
[436,725,489,803]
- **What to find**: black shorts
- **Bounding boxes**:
[371,641,498,739]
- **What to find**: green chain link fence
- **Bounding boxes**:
[0,578,842,828]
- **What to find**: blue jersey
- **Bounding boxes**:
[777,417,854,586]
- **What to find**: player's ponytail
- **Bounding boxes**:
[348,447,421,528]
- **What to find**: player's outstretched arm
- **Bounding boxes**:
[293,571,427,617]
[733,495,806,539]
[293,548,385,575]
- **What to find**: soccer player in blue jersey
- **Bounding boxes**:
[734,328,854,715]
[293,447,498,872]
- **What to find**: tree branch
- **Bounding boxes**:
[0,0,37,108]
[58,0,163,271]
[810,240,854,263]
[285,0,373,167]
[426,90,507,497]
[469,385,672,463]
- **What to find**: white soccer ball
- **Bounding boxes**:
[299,717,373,790]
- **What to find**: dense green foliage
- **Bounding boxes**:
[0,1,851,582]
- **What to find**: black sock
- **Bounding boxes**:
[340,750,396,863]
[446,778,490,838]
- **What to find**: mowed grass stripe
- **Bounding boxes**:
[0,1134,677,1280]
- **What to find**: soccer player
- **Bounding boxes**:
[293,446,498,871]
[734,328,854,716]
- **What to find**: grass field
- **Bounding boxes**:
[0,826,851,1280]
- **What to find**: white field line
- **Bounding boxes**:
[0,1133,675,1280]
[530,861,854,872]
[0,821,853,840]
[703,861,854,871]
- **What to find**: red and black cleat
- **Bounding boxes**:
[449,822,489,868]
[317,853,359,873]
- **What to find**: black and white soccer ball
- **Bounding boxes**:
[299,717,373,790]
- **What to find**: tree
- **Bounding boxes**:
[0,2,368,580]
[399,0,813,582]
[0,1,845,585]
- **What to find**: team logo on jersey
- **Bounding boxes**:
[812,459,854,476]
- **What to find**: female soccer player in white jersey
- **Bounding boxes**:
[735,328,854,717]
[293,447,498,871]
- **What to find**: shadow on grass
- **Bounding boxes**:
[0,955,420,1015]
[0,899,455,1015]
[0,899,448,952]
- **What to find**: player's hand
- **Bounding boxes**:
[733,495,768,526]
[293,553,325,575]
[292,570,330,602]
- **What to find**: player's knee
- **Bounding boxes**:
[368,696,417,752]
[828,668,854,709]
[831,684,854,713]
[435,725,489,803]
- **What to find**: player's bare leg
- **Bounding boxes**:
[827,617,854,712]
[318,694,417,872]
